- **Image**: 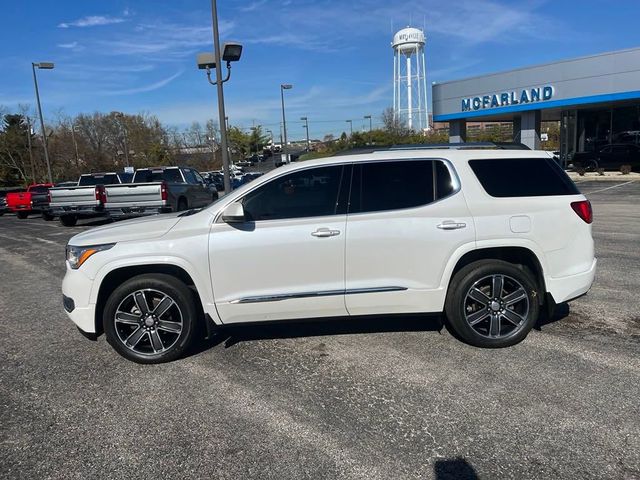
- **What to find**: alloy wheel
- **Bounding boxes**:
[114,289,183,356]
[463,274,530,339]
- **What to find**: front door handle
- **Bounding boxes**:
[311,228,341,237]
[437,221,466,230]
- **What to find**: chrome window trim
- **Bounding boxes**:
[229,286,407,304]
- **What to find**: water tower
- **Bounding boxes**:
[392,27,429,131]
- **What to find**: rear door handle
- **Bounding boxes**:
[437,221,466,230]
[311,228,341,237]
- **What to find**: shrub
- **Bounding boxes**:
[621,164,632,175]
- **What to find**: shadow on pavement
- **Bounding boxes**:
[534,301,570,330]
[189,313,445,355]
[434,457,479,480]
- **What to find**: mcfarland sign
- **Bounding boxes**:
[462,85,554,112]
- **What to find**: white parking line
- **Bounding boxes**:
[34,237,63,246]
[585,180,637,194]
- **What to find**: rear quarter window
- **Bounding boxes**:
[469,157,579,197]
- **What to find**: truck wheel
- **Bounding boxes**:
[60,215,78,227]
[444,260,540,348]
[177,198,188,212]
[16,211,29,219]
[42,211,55,221]
[103,274,198,364]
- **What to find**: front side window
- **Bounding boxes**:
[349,160,435,214]
[242,165,345,221]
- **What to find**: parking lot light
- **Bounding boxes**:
[32,61,55,184]
[281,84,293,163]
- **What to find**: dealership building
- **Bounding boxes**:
[432,47,640,164]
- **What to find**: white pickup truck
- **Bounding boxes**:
[102,166,216,217]
[49,172,132,226]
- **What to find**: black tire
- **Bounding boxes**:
[103,274,198,364]
[177,198,188,212]
[60,215,77,227]
[445,260,540,348]
[585,159,598,172]
[42,211,55,221]
[16,211,29,219]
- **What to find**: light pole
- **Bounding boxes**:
[364,115,372,132]
[300,116,310,151]
[197,0,243,194]
[280,84,292,163]
[70,123,80,168]
[115,113,130,167]
[25,117,36,184]
[32,62,54,183]
[346,119,353,137]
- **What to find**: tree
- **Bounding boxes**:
[0,114,32,185]
[381,107,408,137]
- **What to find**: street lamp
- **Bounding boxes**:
[32,62,54,183]
[346,119,353,137]
[364,115,372,132]
[300,116,310,151]
[197,0,244,194]
[281,84,292,163]
[114,112,130,167]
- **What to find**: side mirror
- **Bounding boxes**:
[221,202,245,223]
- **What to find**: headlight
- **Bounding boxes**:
[66,243,115,269]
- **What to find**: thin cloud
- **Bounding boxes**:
[101,70,184,95]
[58,15,127,28]
[241,0,268,12]
[58,42,79,49]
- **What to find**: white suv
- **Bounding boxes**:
[62,148,596,363]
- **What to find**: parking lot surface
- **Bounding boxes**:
[1,180,639,479]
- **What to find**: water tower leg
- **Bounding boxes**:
[407,55,412,130]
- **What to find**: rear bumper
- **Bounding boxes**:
[51,205,105,218]
[547,258,597,304]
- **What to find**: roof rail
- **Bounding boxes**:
[390,142,530,150]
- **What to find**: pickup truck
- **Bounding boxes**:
[49,172,132,226]
[6,183,54,219]
[102,166,216,217]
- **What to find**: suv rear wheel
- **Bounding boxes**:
[445,260,540,348]
[103,274,198,364]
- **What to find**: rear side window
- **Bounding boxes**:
[78,174,119,186]
[469,158,579,197]
[134,169,183,183]
[350,160,434,214]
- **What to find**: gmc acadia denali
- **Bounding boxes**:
[62,148,596,363]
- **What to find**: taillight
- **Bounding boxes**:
[571,200,593,224]
[96,186,107,204]
[161,182,168,201]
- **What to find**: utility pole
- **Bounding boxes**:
[280,84,292,163]
[300,116,310,151]
[32,62,54,183]
[70,123,80,168]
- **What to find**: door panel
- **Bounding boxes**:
[345,193,474,315]
[344,160,475,315]
[209,164,349,324]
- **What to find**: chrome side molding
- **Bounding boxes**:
[230,286,407,304]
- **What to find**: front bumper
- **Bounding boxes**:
[62,264,97,333]
[547,258,597,304]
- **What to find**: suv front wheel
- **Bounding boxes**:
[103,274,198,363]
[445,260,540,348]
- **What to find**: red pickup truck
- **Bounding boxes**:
[6,183,54,219]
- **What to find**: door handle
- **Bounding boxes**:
[437,221,466,230]
[311,228,341,237]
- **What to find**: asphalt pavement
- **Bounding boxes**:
[0,180,638,480]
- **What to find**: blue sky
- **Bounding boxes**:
[1,0,640,140]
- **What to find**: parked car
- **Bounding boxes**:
[49,172,132,226]
[572,144,640,171]
[6,183,54,219]
[0,188,22,216]
[102,166,215,218]
[62,148,596,363]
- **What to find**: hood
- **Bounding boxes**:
[68,213,183,246]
